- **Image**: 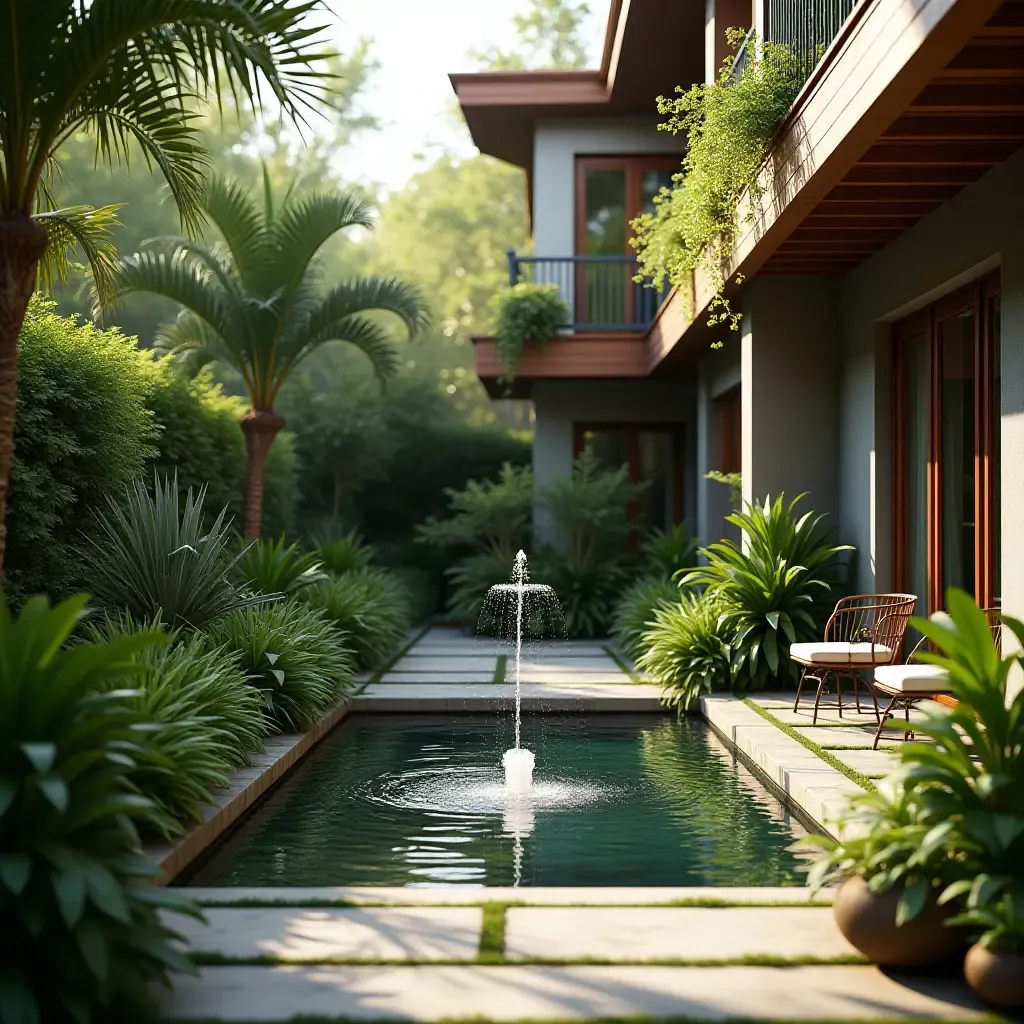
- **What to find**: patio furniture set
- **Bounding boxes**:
[789,594,1001,749]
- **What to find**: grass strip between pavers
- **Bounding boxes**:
[743,700,877,793]
[493,655,508,685]
[603,645,642,684]
[478,902,507,962]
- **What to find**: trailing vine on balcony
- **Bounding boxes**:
[631,30,808,339]
[494,281,569,381]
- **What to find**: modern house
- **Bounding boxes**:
[450,0,1024,635]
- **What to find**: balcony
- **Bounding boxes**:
[508,251,670,332]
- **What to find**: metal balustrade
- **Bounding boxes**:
[766,0,856,73]
[507,250,670,332]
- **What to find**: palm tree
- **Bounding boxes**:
[0,0,330,576]
[114,174,428,538]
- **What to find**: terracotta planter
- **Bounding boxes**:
[964,942,1024,1008]
[832,876,964,967]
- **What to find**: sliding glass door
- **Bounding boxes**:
[894,274,1000,614]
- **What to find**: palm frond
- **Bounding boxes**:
[271,190,374,291]
[300,276,430,341]
[33,203,123,307]
[276,314,401,395]
[202,175,271,291]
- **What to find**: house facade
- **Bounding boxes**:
[451,0,1024,636]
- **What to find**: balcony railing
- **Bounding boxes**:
[765,0,857,75]
[507,251,670,332]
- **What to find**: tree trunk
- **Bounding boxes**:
[240,408,285,540]
[0,213,48,580]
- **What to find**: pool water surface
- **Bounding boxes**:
[185,713,812,888]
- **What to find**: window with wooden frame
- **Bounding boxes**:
[893,273,1001,616]
[715,386,742,475]
[574,155,681,326]
[572,423,685,534]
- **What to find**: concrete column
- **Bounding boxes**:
[741,276,842,525]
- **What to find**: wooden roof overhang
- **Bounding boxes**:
[651,0,1024,372]
[449,0,705,174]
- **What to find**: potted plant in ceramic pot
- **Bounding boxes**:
[803,778,966,967]
[805,589,1024,981]
[955,890,1024,1008]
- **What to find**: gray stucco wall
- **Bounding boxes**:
[740,276,841,523]
[696,344,741,547]
[532,118,686,259]
[531,379,696,548]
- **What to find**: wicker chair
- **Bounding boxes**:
[791,594,918,725]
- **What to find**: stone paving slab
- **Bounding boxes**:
[183,885,829,906]
[504,906,856,962]
[831,748,902,777]
[517,656,620,671]
[390,656,498,673]
[379,672,496,684]
[517,670,632,684]
[160,964,991,1021]
[356,683,663,711]
[753,704,885,727]
[168,907,481,962]
[793,725,895,748]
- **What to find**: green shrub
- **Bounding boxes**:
[610,577,683,660]
[6,297,156,604]
[302,567,412,669]
[84,474,260,630]
[683,493,850,688]
[536,552,625,640]
[148,364,298,538]
[641,524,699,580]
[85,619,267,831]
[315,529,375,575]
[205,600,355,731]
[444,551,518,627]
[0,593,199,1022]
[638,591,733,707]
[494,281,568,379]
[234,536,325,597]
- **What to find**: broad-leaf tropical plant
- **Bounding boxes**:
[684,492,851,688]
[0,593,201,1022]
[0,0,332,574]
[113,174,428,537]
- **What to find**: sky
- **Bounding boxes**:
[327,1,608,192]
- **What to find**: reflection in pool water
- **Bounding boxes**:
[184,714,813,888]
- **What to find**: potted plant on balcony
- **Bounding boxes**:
[494,282,568,381]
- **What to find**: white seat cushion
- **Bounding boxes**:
[874,664,952,694]
[790,641,894,665]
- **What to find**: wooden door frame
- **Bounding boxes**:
[892,271,1000,612]
[572,421,686,526]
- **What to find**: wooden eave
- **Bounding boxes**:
[650,0,1024,373]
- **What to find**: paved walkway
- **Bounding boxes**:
[357,626,664,711]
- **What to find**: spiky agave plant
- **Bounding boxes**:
[683,493,851,688]
[0,593,200,1022]
[84,473,264,631]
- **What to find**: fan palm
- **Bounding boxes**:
[113,173,428,537]
[0,0,332,575]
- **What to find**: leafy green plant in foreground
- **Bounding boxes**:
[85,474,261,630]
[0,594,199,1022]
[641,523,700,580]
[804,591,1024,948]
[684,493,850,688]
[205,600,355,732]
